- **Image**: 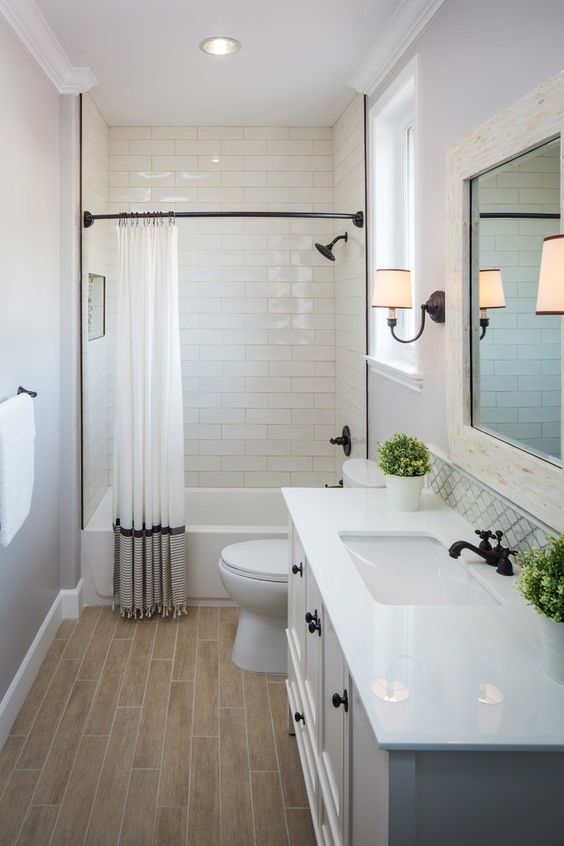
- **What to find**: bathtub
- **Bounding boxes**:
[81,488,289,605]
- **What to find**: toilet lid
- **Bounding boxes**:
[221,539,288,582]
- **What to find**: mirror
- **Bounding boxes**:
[470,137,561,466]
[88,273,106,341]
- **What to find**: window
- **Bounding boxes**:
[368,57,421,388]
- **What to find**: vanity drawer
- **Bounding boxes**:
[303,567,323,739]
[318,608,349,846]
[288,524,307,676]
[286,673,320,835]
[319,798,338,846]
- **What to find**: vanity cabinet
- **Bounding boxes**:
[286,513,564,846]
[287,520,389,846]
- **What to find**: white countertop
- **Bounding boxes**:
[282,487,564,751]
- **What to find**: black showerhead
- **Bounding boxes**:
[314,231,348,261]
[315,242,336,261]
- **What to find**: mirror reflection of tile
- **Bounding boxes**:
[471,137,561,466]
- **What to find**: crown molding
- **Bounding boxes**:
[0,0,96,94]
[350,0,446,95]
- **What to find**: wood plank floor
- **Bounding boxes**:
[0,606,316,846]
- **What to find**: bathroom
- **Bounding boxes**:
[1,0,564,843]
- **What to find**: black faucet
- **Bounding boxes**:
[448,529,517,576]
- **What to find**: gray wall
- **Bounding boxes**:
[367,0,564,454]
[0,17,63,700]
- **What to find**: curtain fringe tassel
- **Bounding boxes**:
[113,599,188,620]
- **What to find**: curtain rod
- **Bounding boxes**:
[480,212,560,219]
[83,209,364,229]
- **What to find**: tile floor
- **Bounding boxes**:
[0,605,315,846]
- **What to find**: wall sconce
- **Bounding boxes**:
[371,269,445,343]
[479,269,505,339]
[536,234,564,314]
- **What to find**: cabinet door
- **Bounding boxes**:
[319,609,349,846]
[350,684,389,846]
[320,798,338,846]
[303,567,323,740]
[288,523,307,676]
[286,667,320,837]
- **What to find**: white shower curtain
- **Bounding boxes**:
[113,218,186,618]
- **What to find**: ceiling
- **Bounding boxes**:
[35,0,399,126]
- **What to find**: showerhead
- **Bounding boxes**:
[315,242,336,261]
[314,232,348,261]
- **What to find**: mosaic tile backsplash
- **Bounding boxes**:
[428,451,552,553]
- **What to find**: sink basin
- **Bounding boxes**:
[340,533,498,606]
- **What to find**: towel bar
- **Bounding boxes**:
[17,386,37,398]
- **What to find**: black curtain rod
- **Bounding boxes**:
[83,209,364,228]
[480,212,560,219]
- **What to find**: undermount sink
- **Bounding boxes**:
[340,533,498,607]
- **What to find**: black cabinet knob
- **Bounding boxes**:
[305,610,321,636]
[291,562,303,577]
[294,711,305,725]
[332,689,349,712]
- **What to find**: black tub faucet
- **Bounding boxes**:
[448,530,517,576]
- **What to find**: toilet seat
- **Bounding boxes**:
[220,539,288,583]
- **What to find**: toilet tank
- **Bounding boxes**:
[342,458,385,488]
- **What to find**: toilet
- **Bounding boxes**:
[218,458,383,674]
[342,457,385,488]
[219,539,289,673]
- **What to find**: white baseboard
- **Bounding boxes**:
[0,579,84,748]
[60,578,84,618]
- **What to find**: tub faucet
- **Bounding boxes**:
[448,530,517,576]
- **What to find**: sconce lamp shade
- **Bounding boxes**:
[479,269,505,309]
[536,234,564,314]
[372,269,412,309]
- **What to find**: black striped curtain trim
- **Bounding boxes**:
[114,520,186,538]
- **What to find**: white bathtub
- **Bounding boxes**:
[81,488,289,605]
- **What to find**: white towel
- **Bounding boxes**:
[0,394,35,548]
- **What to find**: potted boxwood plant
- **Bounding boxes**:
[377,432,431,512]
[517,535,564,684]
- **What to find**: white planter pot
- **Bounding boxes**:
[385,475,424,512]
[539,615,564,684]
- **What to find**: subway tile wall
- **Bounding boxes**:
[106,123,339,488]
[333,94,367,476]
[82,96,110,523]
[82,98,368,497]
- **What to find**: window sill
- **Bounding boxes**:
[365,356,424,392]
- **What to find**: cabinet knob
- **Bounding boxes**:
[305,610,321,636]
[294,711,305,725]
[291,562,303,577]
[332,690,349,712]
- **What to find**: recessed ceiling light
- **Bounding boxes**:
[199,37,241,56]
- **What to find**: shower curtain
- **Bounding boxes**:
[113,217,187,618]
